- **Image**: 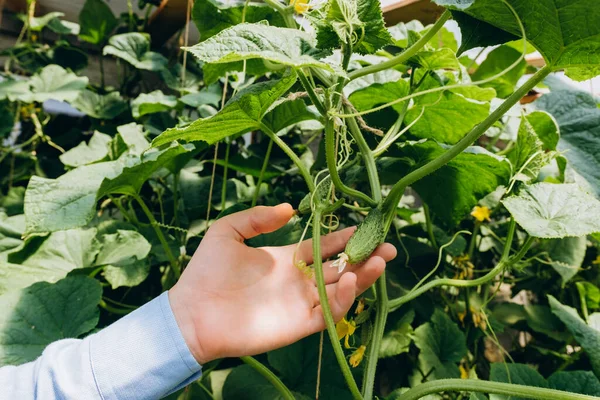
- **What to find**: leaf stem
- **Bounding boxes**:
[312,209,363,400]
[501,218,516,262]
[325,118,376,206]
[388,236,534,312]
[423,203,438,249]
[240,356,295,400]
[252,138,274,207]
[382,65,552,224]
[298,69,327,116]
[345,109,382,204]
[221,139,231,210]
[348,11,451,81]
[133,194,181,279]
[362,272,388,399]
[260,123,315,191]
[398,379,599,400]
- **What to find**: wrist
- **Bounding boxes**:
[168,286,213,365]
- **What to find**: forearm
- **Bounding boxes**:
[0,292,202,400]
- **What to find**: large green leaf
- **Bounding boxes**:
[71,90,127,119]
[152,72,297,147]
[546,236,587,284]
[383,141,511,226]
[96,230,151,289]
[502,183,600,239]
[490,363,548,400]
[79,0,118,45]
[310,0,392,55]
[261,98,320,133]
[548,371,600,396]
[24,157,137,234]
[471,45,527,98]
[0,79,30,102]
[59,131,112,168]
[348,79,410,114]
[451,11,518,55]
[103,33,168,71]
[409,48,461,71]
[433,0,600,81]
[536,90,600,197]
[131,90,178,119]
[549,295,600,378]
[404,91,490,145]
[192,0,284,41]
[380,309,414,358]
[0,276,101,365]
[0,213,24,255]
[412,309,467,381]
[507,114,550,184]
[20,65,88,103]
[183,23,334,72]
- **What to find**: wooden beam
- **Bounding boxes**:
[382,0,444,26]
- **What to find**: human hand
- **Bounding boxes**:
[168,204,397,364]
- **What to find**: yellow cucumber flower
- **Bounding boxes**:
[471,206,491,222]
[336,317,356,349]
[349,345,366,368]
[593,255,600,265]
[290,0,310,14]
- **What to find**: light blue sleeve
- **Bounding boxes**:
[0,291,202,400]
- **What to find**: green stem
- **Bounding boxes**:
[398,379,598,400]
[362,273,388,399]
[467,222,480,259]
[133,194,181,279]
[325,119,376,206]
[252,138,274,207]
[348,11,451,81]
[388,236,534,311]
[260,124,314,191]
[240,356,295,400]
[383,66,552,221]
[263,0,296,28]
[298,70,327,116]
[346,110,382,204]
[312,209,363,400]
[423,203,438,249]
[221,139,231,210]
[501,218,517,262]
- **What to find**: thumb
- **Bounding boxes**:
[208,203,295,241]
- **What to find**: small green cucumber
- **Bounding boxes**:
[298,175,332,215]
[345,207,385,265]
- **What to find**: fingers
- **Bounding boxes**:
[291,227,356,264]
[207,203,295,241]
[321,243,397,284]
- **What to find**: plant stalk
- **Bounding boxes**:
[362,272,388,399]
[382,66,552,223]
[312,209,363,400]
[252,138,274,207]
[397,379,598,400]
[240,356,295,400]
[298,70,327,116]
[348,11,451,81]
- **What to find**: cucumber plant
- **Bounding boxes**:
[1,0,600,399]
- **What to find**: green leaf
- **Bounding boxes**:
[0,214,24,255]
[380,309,414,358]
[546,236,587,284]
[0,276,101,365]
[489,363,548,400]
[59,131,112,168]
[577,282,600,310]
[79,0,118,45]
[409,48,461,71]
[97,144,194,197]
[103,260,149,290]
[96,230,151,289]
[412,309,467,381]
[46,19,80,36]
[262,98,320,134]
[184,23,334,72]
[384,141,511,226]
[20,12,65,31]
[536,89,600,197]
[5,228,101,292]
[507,114,549,184]
[21,64,88,103]
[0,187,25,216]
[116,123,150,156]
[222,365,310,400]
[451,10,518,55]
[0,79,30,102]
[404,91,490,145]
[522,305,569,342]
[502,183,600,239]
[433,0,600,81]
[525,110,559,151]
[348,79,410,114]
[71,90,127,119]
[192,0,284,41]
[549,295,600,378]
[310,0,392,54]
[548,371,600,396]
[152,71,297,147]
[131,90,178,119]
[180,84,222,108]
[24,157,136,234]
[471,45,527,98]
[103,33,168,71]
